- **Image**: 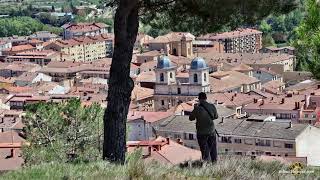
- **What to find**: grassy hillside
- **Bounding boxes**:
[1,155,319,180]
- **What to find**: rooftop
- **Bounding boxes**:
[198,28,262,40]
[158,115,309,140]
[209,71,260,93]
[62,22,109,33]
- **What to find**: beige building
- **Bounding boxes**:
[154,56,210,111]
[156,115,320,166]
[198,28,262,53]
[149,32,193,58]
[209,70,261,93]
[5,50,67,66]
[45,34,111,62]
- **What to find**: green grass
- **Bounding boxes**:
[1,155,320,180]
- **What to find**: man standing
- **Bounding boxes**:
[189,92,219,163]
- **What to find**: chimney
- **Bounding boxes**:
[166,137,170,145]
[181,110,184,116]
[176,138,183,145]
[148,146,152,156]
[11,149,15,157]
[220,117,224,124]
[305,95,310,108]
[215,100,218,105]
[281,98,285,104]
[7,149,15,158]
[289,122,292,128]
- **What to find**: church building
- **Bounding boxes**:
[154,56,210,111]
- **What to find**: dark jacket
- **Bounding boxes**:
[189,100,219,135]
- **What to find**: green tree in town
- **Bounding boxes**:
[0,16,62,37]
[23,99,104,165]
[293,0,320,77]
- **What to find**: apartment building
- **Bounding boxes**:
[260,46,295,55]
[38,60,111,82]
[243,93,306,123]
[5,50,65,66]
[198,28,262,53]
[207,92,262,117]
[45,34,112,62]
[62,23,110,40]
[156,115,320,166]
[0,62,40,78]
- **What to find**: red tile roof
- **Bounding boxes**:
[127,137,201,165]
[198,28,262,40]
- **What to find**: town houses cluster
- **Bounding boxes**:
[0,22,319,169]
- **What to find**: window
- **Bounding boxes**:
[235,152,242,155]
[304,114,309,118]
[160,73,164,82]
[244,139,253,145]
[234,138,242,144]
[265,140,271,146]
[204,73,207,82]
[273,141,282,148]
[177,88,181,94]
[170,72,173,78]
[221,136,232,143]
[284,143,293,149]
[174,134,181,139]
[265,152,271,156]
[161,100,165,106]
[188,134,194,140]
[194,74,198,83]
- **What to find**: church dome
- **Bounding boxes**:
[157,56,174,69]
[190,57,208,70]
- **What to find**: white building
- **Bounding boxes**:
[154,56,210,111]
[0,41,12,56]
[15,72,52,87]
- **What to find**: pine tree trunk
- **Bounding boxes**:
[103,0,139,163]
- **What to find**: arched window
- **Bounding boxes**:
[204,73,207,82]
[194,74,198,83]
[160,73,164,82]
[170,72,173,78]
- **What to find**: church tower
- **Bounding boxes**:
[155,56,176,85]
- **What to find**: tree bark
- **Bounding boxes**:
[103,0,139,163]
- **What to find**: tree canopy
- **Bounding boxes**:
[23,99,104,165]
[293,0,320,77]
[0,16,62,37]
